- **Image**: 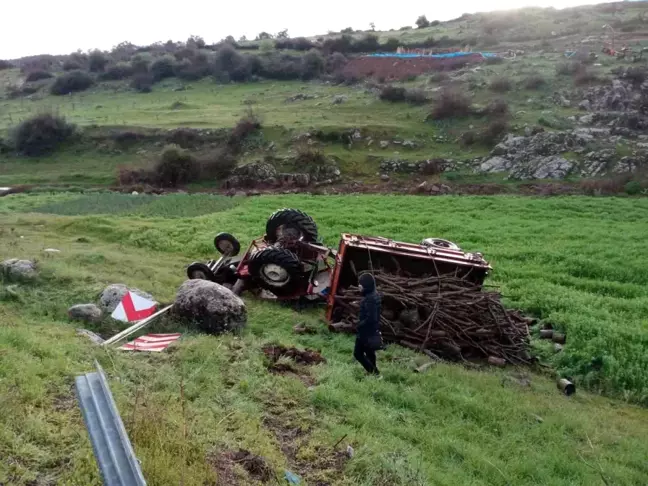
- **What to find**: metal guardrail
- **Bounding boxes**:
[75,361,146,486]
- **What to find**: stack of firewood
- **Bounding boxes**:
[329,271,534,365]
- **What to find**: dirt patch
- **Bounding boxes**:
[209,451,241,486]
[262,344,325,386]
[262,344,326,366]
[262,399,348,486]
[209,449,273,484]
[232,449,273,482]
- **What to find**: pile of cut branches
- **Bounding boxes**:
[330,271,534,365]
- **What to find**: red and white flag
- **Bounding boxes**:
[118,333,181,352]
[111,291,157,322]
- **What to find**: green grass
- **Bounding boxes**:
[2,192,648,485]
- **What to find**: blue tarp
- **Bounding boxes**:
[366,52,498,59]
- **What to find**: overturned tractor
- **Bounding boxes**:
[187,208,532,364]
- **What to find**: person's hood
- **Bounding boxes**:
[359,273,376,295]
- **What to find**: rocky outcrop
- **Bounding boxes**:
[477,128,648,179]
[174,279,247,334]
[225,159,341,189]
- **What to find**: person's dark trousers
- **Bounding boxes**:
[354,337,379,374]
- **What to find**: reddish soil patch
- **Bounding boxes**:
[342,54,485,81]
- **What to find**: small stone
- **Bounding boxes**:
[131,191,139,195]
[43,248,61,253]
[379,141,389,149]
[68,304,103,323]
[380,174,390,182]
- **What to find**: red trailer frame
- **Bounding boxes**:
[326,234,491,321]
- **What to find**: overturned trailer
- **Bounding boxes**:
[187,209,531,363]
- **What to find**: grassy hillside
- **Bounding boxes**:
[2,192,648,485]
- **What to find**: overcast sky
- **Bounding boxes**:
[3,0,603,59]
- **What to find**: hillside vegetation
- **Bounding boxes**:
[1,2,648,194]
[2,193,648,485]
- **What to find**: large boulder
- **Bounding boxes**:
[99,284,157,313]
[174,279,247,334]
[479,157,511,173]
[1,259,38,281]
[68,304,103,323]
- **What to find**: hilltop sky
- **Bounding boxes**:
[3,0,605,59]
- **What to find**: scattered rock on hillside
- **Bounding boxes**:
[578,100,591,111]
[99,284,158,313]
[174,279,247,334]
[68,304,103,323]
[1,259,38,281]
[331,95,348,105]
[510,155,574,180]
[379,141,389,149]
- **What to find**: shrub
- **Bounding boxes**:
[354,34,380,53]
[130,55,151,74]
[383,38,400,52]
[404,88,428,104]
[326,52,348,72]
[480,119,509,146]
[625,67,647,86]
[228,110,261,151]
[486,99,509,116]
[199,148,238,179]
[88,50,109,72]
[489,77,512,93]
[99,63,134,81]
[174,59,211,81]
[573,69,599,86]
[301,49,325,80]
[11,113,75,156]
[556,61,582,76]
[484,56,504,65]
[523,73,546,89]
[150,56,175,82]
[460,130,477,147]
[416,15,430,29]
[50,71,94,95]
[379,85,406,102]
[0,60,13,70]
[258,52,301,80]
[25,70,53,82]
[624,180,642,195]
[429,89,472,120]
[62,60,81,71]
[131,73,154,93]
[430,20,441,27]
[155,145,199,187]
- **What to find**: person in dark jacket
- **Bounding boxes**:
[354,273,382,375]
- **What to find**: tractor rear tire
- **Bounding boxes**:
[265,208,318,244]
[249,247,302,296]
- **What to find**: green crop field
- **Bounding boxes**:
[2,192,648,485]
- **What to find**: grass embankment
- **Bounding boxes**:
[1,193,648,485]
